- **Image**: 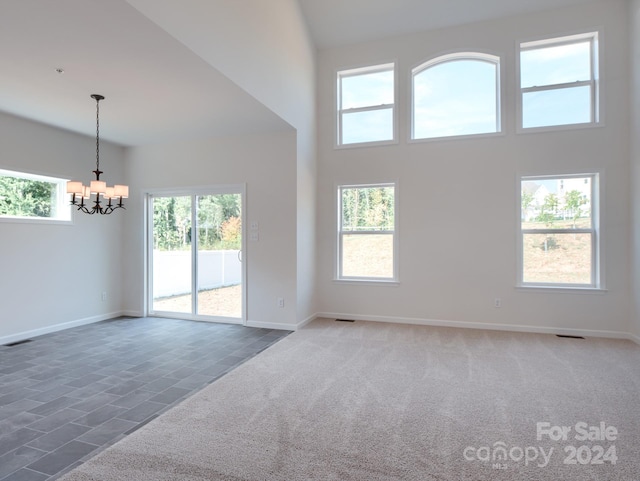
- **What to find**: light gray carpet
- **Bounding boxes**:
[58,319,640,480]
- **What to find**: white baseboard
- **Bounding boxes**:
[627,332,640,345]
[244,314,317,331]
[0,311,124,346]
[317,312,631,340]
[4,311,635,346]
[295,313,318,330]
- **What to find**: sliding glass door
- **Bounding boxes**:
[148,187,244,323]
[151,195,193,315]
[195,194,242,318]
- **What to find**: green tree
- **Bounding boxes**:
[153,194,242,251]
[174,197,191,248]
[342,186,394,231]
[536,193,558,227]
[153,197,189,250]
[521,190,534,221]
[0,176,55,218]
[197,194,241,250]
[537,193,559,252]
[564,190,587,229]
[217,194,240,220]
[197,195,223,250]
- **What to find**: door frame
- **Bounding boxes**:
[144,184,247,325]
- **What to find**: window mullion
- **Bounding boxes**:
[522,228,593,235]
[340,104,394,115]
[339,230,395,235]
[521,80,591,94]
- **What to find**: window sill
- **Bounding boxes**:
[334,279,399,287]
[408,130,504,144]
[0,216,72,225]
[516,121,603,135]
[516,285,607,294]
[334,139,398,150]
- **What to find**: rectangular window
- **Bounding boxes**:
[338,183,396,281]
[337,63,395,146]
[0,169,70,222]
[520,174,598,287]
[520,32,599,130]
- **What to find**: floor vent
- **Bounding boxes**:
[556,334,585,339]
[335,319,355,323]
[4,339,33,347]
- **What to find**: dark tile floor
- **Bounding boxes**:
[0,317,290,481]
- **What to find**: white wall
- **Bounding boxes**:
[630,0,640,340]
[0,112,125,342]
[126,0,318,325]
[316,1,631,336]
[122,131,298,329]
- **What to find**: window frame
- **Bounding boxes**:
[517,173,601,290]
[410,51,502,142]
[336,62,397,148]
[336,182,399,284]
[0,168,71,224]
[517,31,600,132]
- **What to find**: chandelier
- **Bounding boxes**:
[66,94,128,215]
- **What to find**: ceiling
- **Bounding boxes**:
[0,0,290,147]
[298,0,610,49]
[0,0,608,147]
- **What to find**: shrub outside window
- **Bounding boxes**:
[0,169,71,222]
[520,174,598,287]
[338,184,396,281]
[337,63,395,146]
[412,52,501,140]
[520,32,599,129]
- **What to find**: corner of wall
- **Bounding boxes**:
[629,0,640,338]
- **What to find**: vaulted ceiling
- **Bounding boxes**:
[0,0,606,146]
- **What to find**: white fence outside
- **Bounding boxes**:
[153,250,242,298]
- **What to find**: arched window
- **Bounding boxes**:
[411,52,500,140]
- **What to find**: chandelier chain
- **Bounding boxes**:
[95,97,100,172]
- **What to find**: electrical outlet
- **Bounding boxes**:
[278,297,284,308]
[494,298,501,308]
